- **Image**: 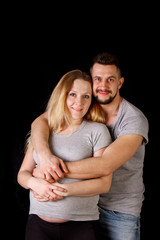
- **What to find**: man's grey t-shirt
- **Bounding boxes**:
[29,120,112,221]
[99,98,149,217]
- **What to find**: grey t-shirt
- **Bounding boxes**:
[29,120,112,221]
[99,98,149,217]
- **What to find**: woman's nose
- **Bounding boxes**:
[75,96,83,104]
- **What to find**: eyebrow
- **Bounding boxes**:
[94,75,117,79]
[107,75,117,79]
[70,90,91,94]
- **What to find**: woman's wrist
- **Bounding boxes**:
[27,176,37,190]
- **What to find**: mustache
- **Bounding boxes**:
[96,89,112,94]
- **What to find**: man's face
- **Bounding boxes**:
[91,63,124,104]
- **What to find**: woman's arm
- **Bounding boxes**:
[17,145,66,201]
[17,145,37,189]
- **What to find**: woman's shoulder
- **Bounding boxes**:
[84,120,112,146]
[84,120,108,133]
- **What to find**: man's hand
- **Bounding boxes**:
[38,153,68,181]
[31,112,68,180]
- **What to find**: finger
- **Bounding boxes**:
[48,178,55,184]
[48,190,58,199]
[47,167,60,181]
[55,168,64,178]
[52,182,67,191]
[40,170,45,179]
[31,191,41,199]
[51,193,63,201]
[51,184,67,193]
[33,193,49,201]
[60,160,68,173]
[55,195,63,200]
[53,190,66,197]
[44,170,53,181]
[33,193,40,198]
[48,196,55,201]
[37,197,49,202]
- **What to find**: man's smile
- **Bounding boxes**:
[96,89,112,96]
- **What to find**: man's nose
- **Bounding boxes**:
[101,80,109,88]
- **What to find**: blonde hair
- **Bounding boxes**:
[25,70,106,151]
[47,69,106,133]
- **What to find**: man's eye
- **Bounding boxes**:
[108,78,114,82]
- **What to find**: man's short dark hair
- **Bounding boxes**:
[90,52,122,77]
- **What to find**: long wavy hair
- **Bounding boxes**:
[46,69,106,133]
[25,70,106,151]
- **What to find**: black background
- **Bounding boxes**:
[2,5,158,240]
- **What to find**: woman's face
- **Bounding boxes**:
[66,79,92,124]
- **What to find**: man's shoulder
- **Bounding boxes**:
[117,99,149,143]
[121,98,148,121]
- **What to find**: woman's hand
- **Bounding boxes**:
[52,182,68,197]
[31,189,64,202]
[30,178,67,201]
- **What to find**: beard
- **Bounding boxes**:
[94,89,118,105]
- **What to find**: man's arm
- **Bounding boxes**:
[31,112,68,180]
[52,174,112,197]
[32,146,112,201]
[31,114,143,179]
[65,134,143,179]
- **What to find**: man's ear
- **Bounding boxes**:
[118,77,124,89]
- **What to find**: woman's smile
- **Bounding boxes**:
[66,79,92,122]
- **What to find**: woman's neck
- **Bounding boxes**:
[58,119,83,135]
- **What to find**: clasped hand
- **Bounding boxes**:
[32,163,67,202]
[38,154,68,181]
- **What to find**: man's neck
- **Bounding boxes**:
[100,96,123,125]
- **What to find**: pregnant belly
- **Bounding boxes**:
[38,215,69,223]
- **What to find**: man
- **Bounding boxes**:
[31,52,148,239]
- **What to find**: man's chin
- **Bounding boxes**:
[95,96,114,105]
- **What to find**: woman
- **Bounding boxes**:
[18,70,112,240]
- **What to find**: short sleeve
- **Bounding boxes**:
[92,124,112,153]
[118,114,149,144]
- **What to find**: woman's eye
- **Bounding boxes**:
[70,92,76,97]
[84,95,90,99]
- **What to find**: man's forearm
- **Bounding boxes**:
[65,156,110,179]
[31,112,68,180]
[31,112,51,158]
[65,134,143,179]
